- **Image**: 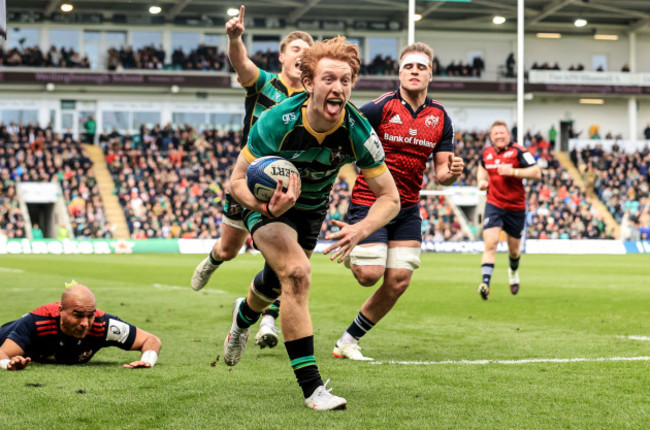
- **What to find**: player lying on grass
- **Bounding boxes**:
[0,283,161,371]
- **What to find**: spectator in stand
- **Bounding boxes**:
[644,123,650,140]
[549,124,557,150]
[84,116,96,144]
[31,223,44,239]
[506,52,515,77]
[472,56,485,77]
[621,64,630,72]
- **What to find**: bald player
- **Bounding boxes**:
[0,283,161,371]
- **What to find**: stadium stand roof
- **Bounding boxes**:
[6,0,650,35]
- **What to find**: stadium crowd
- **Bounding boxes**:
[573,144,650,240]
[0,123,111,239]
[3,119,649,242]
[104,125,241,240]
[0,45,90,68]
[1,42,486,78]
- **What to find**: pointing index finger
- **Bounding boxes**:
[239,5,245,23]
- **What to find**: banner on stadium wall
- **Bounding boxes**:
[623,241,650,254]
[0,238,179,255]
[0,238,642,255]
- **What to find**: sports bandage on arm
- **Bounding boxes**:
[140,350,158,367]
[0,359,10,370]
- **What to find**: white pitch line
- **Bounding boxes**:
[0,267,24,273]
[370,356,650,366]
[624,335,650,342]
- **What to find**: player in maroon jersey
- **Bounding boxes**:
[0,284,161,370]
[476,120,541,300]
[332,42,464,361]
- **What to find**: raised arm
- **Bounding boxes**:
[0,338,31,371]
[122,328,162,369]
[226,5,258,84]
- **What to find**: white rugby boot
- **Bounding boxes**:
[332,342,373,361]
[508,268,520,295]
[223,298,248,366]
[254,323,281,349]
[478,282,490,300]
[304,379,347,411]
[191,256,219,291]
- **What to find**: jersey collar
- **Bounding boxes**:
[278,73,305,96]
[396,88,432,116]
[301,99,345,144]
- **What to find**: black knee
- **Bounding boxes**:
[252,263,281,302]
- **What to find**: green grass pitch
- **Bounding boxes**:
[0,253,649,429]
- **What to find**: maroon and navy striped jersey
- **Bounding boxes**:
[351,89,455,208]
[480,142,537,211]
[0,302,137,364]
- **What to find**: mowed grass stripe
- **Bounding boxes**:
[0,253,648,429]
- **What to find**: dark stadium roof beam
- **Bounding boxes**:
[167,0,193,20]
[580,2,650,20]
[527,0,575,26]
[419,2,445,21]
[287,0,322,25]
[43,0,61,16]
[360,0,405,8]
[433,14,517,30]
[469,0,524,13]
[629,16,650,33]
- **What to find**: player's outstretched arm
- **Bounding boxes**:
[226,5,257,84]
[0,338,31,371]
[324,170,399,262]
[123,328,161,369]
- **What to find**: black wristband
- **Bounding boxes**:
[264,202,276,219]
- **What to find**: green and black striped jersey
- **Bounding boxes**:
[242,92,387,210]
[240,67,304,145]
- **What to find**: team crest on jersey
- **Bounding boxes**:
[330,147,346,165]
[78,349,94,363]
[425,115,439,128]
[389,114,403,124]
[282,112,297,124]
[504,150,515,158]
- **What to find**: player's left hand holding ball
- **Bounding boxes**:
[267,173,301,218]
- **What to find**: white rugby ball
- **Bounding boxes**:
[246,156,299,202]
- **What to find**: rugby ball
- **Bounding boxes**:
[246,156,299,202]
